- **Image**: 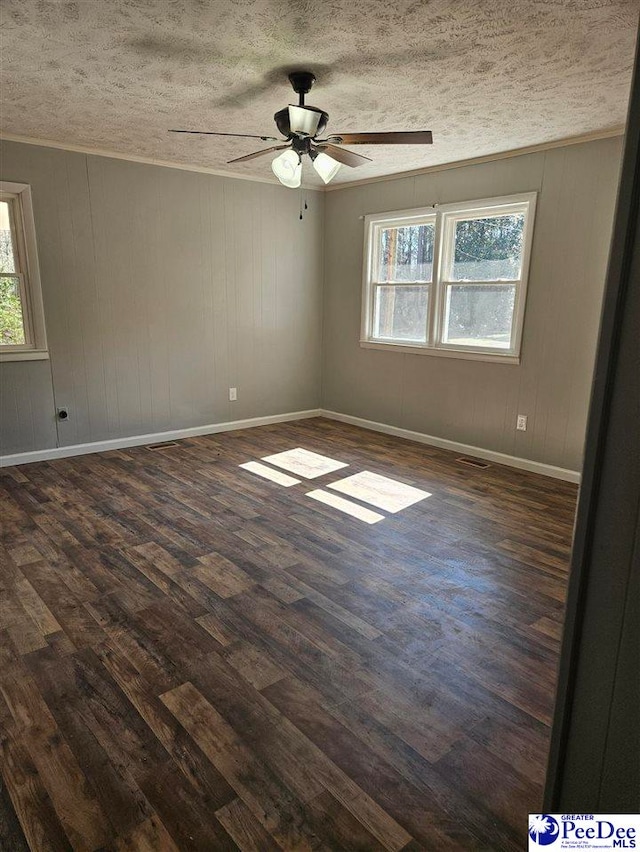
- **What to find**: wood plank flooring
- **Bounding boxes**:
[0,418,577,851]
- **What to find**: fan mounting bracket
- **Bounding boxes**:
[288,71,316,105]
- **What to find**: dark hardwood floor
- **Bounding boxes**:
[0,417,577,851]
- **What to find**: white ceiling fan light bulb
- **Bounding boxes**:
[288,105,322,137]
[271,149,302,188]
[312,152,342,184]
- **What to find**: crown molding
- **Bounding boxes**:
[1,125,625,192]
[323,126,626,191]
[0,132,321,191]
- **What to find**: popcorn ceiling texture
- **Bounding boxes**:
[2,0,637,186]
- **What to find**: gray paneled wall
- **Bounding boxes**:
[0,137,623,470]
[0,360,57,453]
[0,142,324,454]
[322,138,623,471]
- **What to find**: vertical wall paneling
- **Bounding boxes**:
[0,137,621,468]
[0,361,57,455]
[322,138,623,471]
[0,142,324,454]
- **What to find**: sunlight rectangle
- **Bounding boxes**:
[261,448,349,479]
[327,470,431,513]
[306,489,384,524]
[239,461,300,487]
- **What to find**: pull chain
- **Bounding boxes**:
[299,187,308,220]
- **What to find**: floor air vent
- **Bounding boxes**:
[456,456,491,469]
[146,441,180,450]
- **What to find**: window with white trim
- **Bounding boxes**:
[361,193,537,362]
[0,182,48,361]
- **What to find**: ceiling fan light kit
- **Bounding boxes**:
[170,70,433,188]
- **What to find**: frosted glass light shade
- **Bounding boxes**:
[271,150,302,188]
[312,152,342,184]
[288,105,322,137]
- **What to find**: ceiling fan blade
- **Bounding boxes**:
[227,144,290,164]
[169,130,280,141]
[326,131,433,145]
[316,143,371,168]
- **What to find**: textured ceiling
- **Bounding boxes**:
[2,0,638,187]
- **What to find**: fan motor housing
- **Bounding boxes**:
[275,106,328,139]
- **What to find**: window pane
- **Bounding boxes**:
[443,284,515,349]
[0,202,16,273]
[373,284,428,343]
[0,275,26,345]
[378,223,434,282]
[450,213,525,281]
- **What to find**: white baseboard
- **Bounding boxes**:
[319,409,581,483]
[0,409,322,467]
[1,407,582,482]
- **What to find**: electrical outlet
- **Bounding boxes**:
[229,387,237,401]
[56,407,69,421]
[516,414,528,431]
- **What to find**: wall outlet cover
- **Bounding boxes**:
[229,387,237,401]
[516,414,528,431]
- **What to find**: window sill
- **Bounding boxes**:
[0,349,50,363]
[360,340,520,364]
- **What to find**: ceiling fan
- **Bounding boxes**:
[170,71,433,187]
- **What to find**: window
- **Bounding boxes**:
[0,182,48,361]
[361,193,536,362]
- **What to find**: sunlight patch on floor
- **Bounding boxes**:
[240,449,430,523]
[327,470,431,513]
[306,489,384,524]
[261,447,349,479]
[239,461,301,487]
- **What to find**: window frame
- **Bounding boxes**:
[0,181,48,362]
[360,192,537,364]
[364,208,437,346]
